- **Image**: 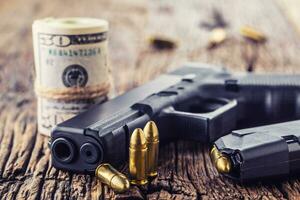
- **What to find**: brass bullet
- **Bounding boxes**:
[95,163,130,193]
[210,145,232,173]
[207,28,227,49]
[144,121,159,177]
[129,128,148,185]
[148,35,178,50]
[240,26,266,43]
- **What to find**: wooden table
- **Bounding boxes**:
[0,0,300,199]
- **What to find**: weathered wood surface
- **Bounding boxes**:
[0,0,300,199]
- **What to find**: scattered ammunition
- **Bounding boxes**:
[143,121,159,177]
[240,26,266,43]
[129,128,148,185]
[207,28,227,49]
[148,35,178,50]
[210,145,232,173]
[95,163,130,193]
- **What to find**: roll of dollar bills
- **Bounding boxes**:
[33,17,111,136]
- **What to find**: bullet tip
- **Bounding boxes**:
[210,146,232,174]
[130,128,147,148]
[143,121,159,141]
[95,163,130,193]
[111,174,130,193]
[215,156,231,173]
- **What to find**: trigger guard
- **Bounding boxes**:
[158,98,237,142]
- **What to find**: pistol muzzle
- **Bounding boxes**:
[144,121,159,178]
[210,145,232,174]
[129,128,148,185]
[95,163,130,193]
[51,138,75,163]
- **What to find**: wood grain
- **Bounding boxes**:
[0,0,300,199]
[277,0,300,35]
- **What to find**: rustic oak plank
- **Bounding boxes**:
[277,0,300,35]
[0,0,300,199]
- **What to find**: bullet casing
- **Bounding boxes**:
[129,128,148,185]
[144,121,159,177]
[95,163,130,193]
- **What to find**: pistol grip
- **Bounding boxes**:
[157,98,237,142]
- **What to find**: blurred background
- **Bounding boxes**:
[0,0,300,96]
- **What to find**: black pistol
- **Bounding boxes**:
[50,63,300,173]
[212,120,300,182]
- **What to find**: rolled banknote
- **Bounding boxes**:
[32,17,111,136]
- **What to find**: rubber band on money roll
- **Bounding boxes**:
[34,82,110,101]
